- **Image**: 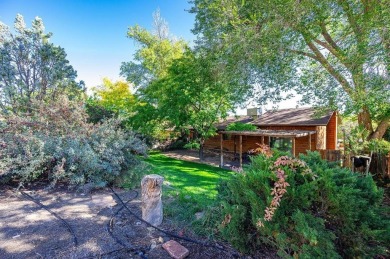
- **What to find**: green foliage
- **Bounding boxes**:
[85,97,115,124]
[145,153,233,226]
[226,122,256,131]
[120,9,187,88]
[191,0,390,138]
[85,78,136,125]
[0,14,84,114]
[183,141,200,150]
[119,10,187,140]
[120,10,252,150]
[0,96,147,189]
[205,151,389,258]
[145,48,252,159]
[346,125,390,154]
[115,162,153,190]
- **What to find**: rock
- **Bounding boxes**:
[141,174,164,226]
[195,211,204,220]
[150,240,157,250]
[162,240,189,259]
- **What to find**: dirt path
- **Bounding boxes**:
[0,183,244,259]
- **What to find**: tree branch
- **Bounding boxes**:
[302,35,354,96]
[369,118,389,140]
[288,48,318,60]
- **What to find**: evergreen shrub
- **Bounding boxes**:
[207,151,389,258]
[226,122,257,131]
[0,96,147,189]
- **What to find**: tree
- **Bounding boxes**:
[148,49,250,159]
[191,0,390,139]
[0,14,84,114]
[120,9,187,89]
[120,10,188,139]
[86,78,135,124]
[121,10,252,154]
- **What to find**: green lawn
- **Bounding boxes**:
[145,152,233,224]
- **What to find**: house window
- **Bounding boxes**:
[270,137,292,153]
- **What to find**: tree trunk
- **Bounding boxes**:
[358,106,374,135]
[368,119,389,140]
[199,138,205,161]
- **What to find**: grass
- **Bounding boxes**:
[144,152,234,227]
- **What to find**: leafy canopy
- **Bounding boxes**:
[120,9,187,89]
[191,0,390,139]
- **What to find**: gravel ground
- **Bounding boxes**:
[0,183,273,259]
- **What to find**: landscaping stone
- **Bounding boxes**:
[141,174,164,226]
[195,211,204,220]
[162,240,189,259]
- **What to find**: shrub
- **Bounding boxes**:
[205,151,389,258]
[0,96,147,189]
[226,122,257,131]
[183,141,200,150]
[114,162,153,190]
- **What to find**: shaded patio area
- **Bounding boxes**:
[162,149,243,169]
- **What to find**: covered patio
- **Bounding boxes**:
[218,130,317,167]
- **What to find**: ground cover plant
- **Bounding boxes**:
[202,151,389,258]
[145,152,233,225]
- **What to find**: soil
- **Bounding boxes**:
[0,151,277,259]
[0,182,276,259]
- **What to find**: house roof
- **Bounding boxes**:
[221,129,317,138]
[251,107,335,126]
[215,116,254,130]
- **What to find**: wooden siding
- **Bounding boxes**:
[202,112,338,156]
[316,126,327,149]
[326,112,337,150]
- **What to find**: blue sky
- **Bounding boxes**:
[0,0,196,89]
[0,0,302,110]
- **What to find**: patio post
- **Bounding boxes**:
[292,137,296,157]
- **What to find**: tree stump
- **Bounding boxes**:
[141,174,164,226]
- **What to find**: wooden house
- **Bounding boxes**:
[203,108,338,166]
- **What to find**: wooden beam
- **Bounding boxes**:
[292,138,296,157]
[261,136,264,144]
[309,134,311,151]
[220,133,223,167]
[239,135,243,168]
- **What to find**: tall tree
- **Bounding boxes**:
[121,10,252,152]
[192,0,390,139]
[148,49,250,159]
[86,78,135,124]
[0,14,84,114]
[120,9,187,89]
[120,10,187,139]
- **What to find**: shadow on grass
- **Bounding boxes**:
[145,153,234,217]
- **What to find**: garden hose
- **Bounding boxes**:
[109,186,240,258]
[106,190,148,259]
[19,190,78,247]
